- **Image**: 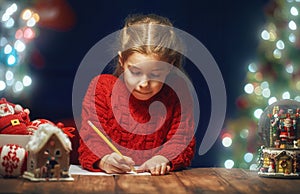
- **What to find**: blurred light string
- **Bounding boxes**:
[0,1,39,96]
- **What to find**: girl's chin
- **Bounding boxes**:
[132,91,153,101]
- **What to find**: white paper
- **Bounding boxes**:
[69,165,151,176]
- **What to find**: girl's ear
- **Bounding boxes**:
[118,51,124,67]
[167,59,175,72]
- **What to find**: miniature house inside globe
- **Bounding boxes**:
[257,99,300,178]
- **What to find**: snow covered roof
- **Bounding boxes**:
[26,123,72,153]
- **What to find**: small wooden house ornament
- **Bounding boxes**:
[23,123,74,181]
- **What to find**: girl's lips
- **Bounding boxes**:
[134,90,152,95]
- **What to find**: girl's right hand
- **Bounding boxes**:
[99,152,135,174]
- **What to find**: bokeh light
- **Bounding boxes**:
[224,160,234,169]
[222,137,232,147]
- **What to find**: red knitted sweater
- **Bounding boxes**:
[78,74,196,172]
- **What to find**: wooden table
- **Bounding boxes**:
[1,168,300,193]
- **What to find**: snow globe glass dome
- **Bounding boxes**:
[258,99,300,148]
[257,99,300,178]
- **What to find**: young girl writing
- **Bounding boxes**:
[78,13,196,175]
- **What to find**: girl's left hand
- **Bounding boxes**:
[136,155,170,175]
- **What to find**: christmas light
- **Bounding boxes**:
[13,81,23,93]
[7,54,16,66]
[268,96,277,105]
[289,33,296,42]
[22,75,32,87]
[254,86,262,96]
[4,17,14,28]
[240,128,249,139]
[15,29,23,39]
[268,29,277,41]
[243,153,253,163]
[276,40,285,50]
[14,40,26,52]
[249,164,258,171]
[32,13,40,22]
[288,20,297,30]
[260,81,269,89]
[5,70,13,81]
[296,81,300,90]
[248,63,257,72]
[254,109,263,119]
[4,44,12,54]
[21,9,32,20]
[2,13,10,22]
[0,37,8,46]
[273,49,282,59]
[222,137,232,147]
[282,91,290,99]
[290,6,299,16]
[26,17,36,27]
[262,88,271,98]
[24,27,35,39]
[6,78,14,86]
[224,159,234,169]
[261,30,270,40]
[244,83,254,94]
[6,3,17,15]
[285,64,294,74]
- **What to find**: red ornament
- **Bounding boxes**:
[34,0,76,31]
[0,98,31,135]
[0,144,27,177]
[236,96,249,109]
[27,119,55,134]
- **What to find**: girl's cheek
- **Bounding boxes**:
[124,76,140,89]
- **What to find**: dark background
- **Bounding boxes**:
[13,0,270,167]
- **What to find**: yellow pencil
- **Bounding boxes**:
[87,120,135,173]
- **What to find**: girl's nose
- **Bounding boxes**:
[139,80,149,88]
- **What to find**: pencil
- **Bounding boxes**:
[87,120,136,172]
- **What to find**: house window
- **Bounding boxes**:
[30,160,34,170]
[55,149,61,157]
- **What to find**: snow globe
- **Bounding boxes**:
[257,99,300,178]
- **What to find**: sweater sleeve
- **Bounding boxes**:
[78,75,117,172]
[156,75,196,171]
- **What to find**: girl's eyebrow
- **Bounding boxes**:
[128,64,167,71]
[127,64,141,70]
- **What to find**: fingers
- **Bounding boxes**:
[101,152,135,173]
[149,163,170,175]
[135,163,149,173]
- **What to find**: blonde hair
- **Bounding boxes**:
[114,14,184,76]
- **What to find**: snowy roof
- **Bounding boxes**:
[26,123,72,153]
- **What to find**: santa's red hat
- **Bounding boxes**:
[0,98,30,135]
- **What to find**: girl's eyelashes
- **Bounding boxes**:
[130,69,142,76]
[149,73,161,78]
[129,69,161,78]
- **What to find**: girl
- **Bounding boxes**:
[78,14,196,175]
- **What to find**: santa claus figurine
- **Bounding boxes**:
[0,98,31,135]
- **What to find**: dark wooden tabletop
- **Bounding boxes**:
[1,168,300,194]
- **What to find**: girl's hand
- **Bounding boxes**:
[99,152,135,174]
[137,155,170,175]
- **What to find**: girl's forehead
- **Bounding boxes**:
[125,53,171,69]
[126,52,161,63]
